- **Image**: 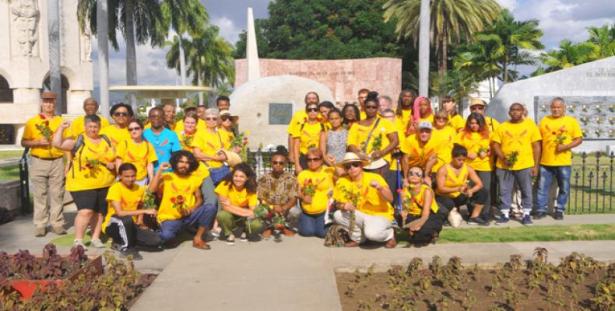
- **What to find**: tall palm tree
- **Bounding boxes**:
[587,25,615,58]
[539,40,599,73]
[383,0,501,83]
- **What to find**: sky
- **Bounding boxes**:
[94,0,615,91]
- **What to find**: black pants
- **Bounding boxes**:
[405,214,443,244]
[435,188,488,217]
[105,216,161,250]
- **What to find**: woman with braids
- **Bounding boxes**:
[216,163,262,244]
[406,96,434,135]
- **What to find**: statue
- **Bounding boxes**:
[10,0,40,57]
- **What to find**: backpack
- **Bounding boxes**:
[324,224,351,247]
[70,134,113,178]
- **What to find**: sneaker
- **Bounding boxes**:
[210,228,221,238]
[119,248,143,260]
[51,226,66,235]
[495,216,510,225]
[521,215,533,225]
[226,234,235,245]
[34,227,47,237]
[90,239,105,248]
[468,217,488,226]
[532,212,547,220]
[239,232,248,242]
[553,212,564,220]
[73,239,88,251]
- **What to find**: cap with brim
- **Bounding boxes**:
[336,152,369,167]
[41,91,57,99]
[418,121,432,130]
[469,98,486,107]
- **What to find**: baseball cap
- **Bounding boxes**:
[418,121,432,130]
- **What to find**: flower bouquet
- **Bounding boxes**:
[169,195,186,210]
[505,151,519,168]
[36,119,53,156]
[182,134,193,148]
[339,185,360,233]
[303,178,316,197]
[477,147,490,158]
[141,190,157,210]
[231,130,250,162]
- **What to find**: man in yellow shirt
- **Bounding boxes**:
[21,91,67,237]
[69,97,110,137]
[535,97,582,220]
[357,88,369,119]
[161,101,177,130]
[394,89,415,133]
[469,98,500,132]
[492,103,542,225]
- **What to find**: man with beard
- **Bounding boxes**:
[395,89,416,133]
[143,107,181,173]
[287,91,320,162]
[149,151,217,249]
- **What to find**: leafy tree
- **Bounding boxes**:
[587,24,615,58]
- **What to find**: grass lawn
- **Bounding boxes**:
[0,165,19,181]
[435,224,615,243]
[0,150,24,160]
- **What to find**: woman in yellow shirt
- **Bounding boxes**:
[441,96,464,132]
[215,163,262,244]
[104,163,160,257]
[435,144,488,225]
[431,110,457,174]
[293,103,326,174]
[401,166,443,245]
[456,113,494,221]
[297,148,334,238]
[116,120,157,185]
[406,96,434,135]
[100,103,132,147]
[52,115,116,250]
[332,152,396,248]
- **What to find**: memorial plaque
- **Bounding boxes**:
[269,103,293,125]
[534,96,615,140]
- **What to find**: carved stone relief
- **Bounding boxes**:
[10,0,40,57]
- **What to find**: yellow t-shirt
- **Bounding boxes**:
[293,121,324,155]
[402,184,438,216]
[23,114,67,158]
[419,114,434,124]
[485,116,500,133]
[174,130,210,183]
[102,182,145,232]
[448,114,465,132]
[539,116,582,166]
[456,131,493,172]
[287,110,308,137]
[400,135,440,172]
[199,129,224,168]
[430,125,458,172]
[492,121,542,170]
[359,110,367,120]
[99,125,131,147]
[215,181,258,208]
[395,109,413,133]
[66,135,116,191]
[116,139,158,180]
[69,115,110,137]
[297,166,334,214]
[174,119,206,135]
[333,172,393,220]
[347,117,397,163]
[437,164,469,198]
[157,172,201,223]
[218,128,235,150]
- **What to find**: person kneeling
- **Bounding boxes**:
[332,153,396,248]
[435,144,488,225]
[297,148,334,238]
[149,151,217,250]
[104,163,161,258]
[216,163,263,244]
[401,166,443,246]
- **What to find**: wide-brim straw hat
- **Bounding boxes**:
[336,152,369,167]
[220,149,242,167]
[363,158,388,170]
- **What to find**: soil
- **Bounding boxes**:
[125,273,158,309]
[336,254,614,311]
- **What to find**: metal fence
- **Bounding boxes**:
[247,149,615,215]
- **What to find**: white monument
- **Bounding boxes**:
[0,0,93,144]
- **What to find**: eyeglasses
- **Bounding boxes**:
[343,162,362,170]
[470,106,485,111]
[307,157,322,162]
[205,117,218,121]
[408,170,423,177]
[307,107,319,112]
[272,161,285,165]
[221,116,231,121]
[365,105,378,110]
[114,112,129,117]
[128,127,141,132]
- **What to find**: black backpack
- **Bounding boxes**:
[70,134,113,177]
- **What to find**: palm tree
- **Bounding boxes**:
[383,0,501,83]
[48,0,63,113]
[539,40,599,73]
[587,24,615,58]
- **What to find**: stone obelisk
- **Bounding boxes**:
[246,7,260,82]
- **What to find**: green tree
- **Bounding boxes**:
[587,24,615,58]
[539,40,599,73]
[383,0,501,82]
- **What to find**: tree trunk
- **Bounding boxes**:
[48,0,63,114]
[97,0,110,117]
[503,53,509,84]
[198,76,203,106]
[125,0,138,111]
[179,35,187,86]
[418,0,430,97]
[439,31,448,102]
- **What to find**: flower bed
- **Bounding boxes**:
[337,249,614,310]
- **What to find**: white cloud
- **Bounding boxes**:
[496,0,517,11]
[212,16,241,44]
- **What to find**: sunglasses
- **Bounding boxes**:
[272,161,285,165]
[307,107,319,112]
[128,127,141,132]
[114,112,129,117]
[408,170,423,177]
[221,116,232,121]
[365,105,378,110]
[307,157,322,162]
[344,162,362,170]
[205,117,218,121]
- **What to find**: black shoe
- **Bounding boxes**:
[119,248,143,260]
[532,212,547,220]
[553,212,564,220]
[467,217,489,226]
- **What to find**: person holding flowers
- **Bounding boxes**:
[174,112,210,188]
[115,120,157,185]
[148,150,218,250]
[491,103,542,225]
[297,148,334,238]
[292,102,326,174]
[332,152,396,248]
[21,91,68,237]
[215,163,262,244]
[104,163,160,258]
[535,97,583,220]
[52,115,116,250]
[401,166,443,245]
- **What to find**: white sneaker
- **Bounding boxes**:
[226,234,235,245]
[239,232,248,242]
[90,239,105,248]
[73,239,88,251]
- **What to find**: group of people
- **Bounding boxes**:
[23,88,582,255]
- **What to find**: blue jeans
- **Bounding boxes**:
[536,165,571,213]
[298,212,326,238]
[159,203,218,242]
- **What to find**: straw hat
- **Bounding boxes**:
[336,152,369,167]
[469,98,486,107]
[219,110,239,122]
[220,149,242,167]
[363,158,388,170]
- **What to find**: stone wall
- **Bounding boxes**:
[235,57,402,104]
